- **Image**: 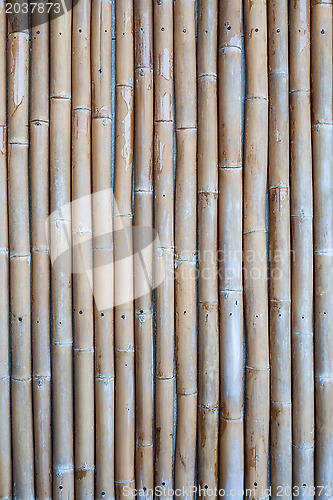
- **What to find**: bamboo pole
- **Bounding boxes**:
[0,2,11,497]
[114,0,135,498]
[267,1,292,498]
[197,0,218,495]
[134,1,154,495]
[218,1,244,497]
[30,6,52,498]
[243,1,269,498]
[289,1,314,494]
[153,0,174,496]
[7,8,35,499]
[72,0,94,495]
[91,0,114,498]
[311,0,333,493]
[174,1,197,496]
[50,3,74,496]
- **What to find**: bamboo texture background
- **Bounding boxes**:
[0,0,332,499]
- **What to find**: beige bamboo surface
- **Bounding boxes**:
[0,2,11,498]
[311,0,333,493]
[218,1,244,497]
[289,0,315,495]
[153,0,174,497]
[197,0,218,495]
[267,1,292,498]
[91,0,114,499]
[50,1,74,497]
[243,0,270,498]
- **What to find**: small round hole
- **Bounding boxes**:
[205,485,208,490]
[121,314,126,320]
[36,30,40,34]
[183,28,186,33]
[143,486,147,491]
[230,312,232,316]
[255,28,259,32]
[277,29,280,33]
[254,482,258,487]
[162,482,165,486]
[183,310,187,314]
[36,320,40,324]
[19,317,22,322]
[79,310,83,315]
[321,29,325,34]
[227,26,231,30]
[105,30,107,33]
[100,312,104,317]
[79,28,82,33]
[59,485,63,490]
[161,27,164,31]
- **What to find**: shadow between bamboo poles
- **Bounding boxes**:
[7,7,35,498]
[311,0,333,492]
[289,1,315,495]
[197,0,219,496]
[50,2,74,497]
[267,1,292,498]
[218,1,244,497]
[174,1,197,496]
[91,0,114,498]
[0,3,11,498]
[72,0,95,495]
[114,0,135,498]
[134,1,154,495]
[243,1,270,498]
[30,6,52,499]
[153,0,175,497]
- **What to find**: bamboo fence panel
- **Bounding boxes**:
[311,0,333,491]
[289,0,315,494]
[267,1,292,498]
[0,2,11,497]
[197,0,219,495]
[243,0,270,497]
[218,1,244,497]
[153,0,175,496]
[91,0,114,498]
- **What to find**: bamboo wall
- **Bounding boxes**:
[0,0,332,499]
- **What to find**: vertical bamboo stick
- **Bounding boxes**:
[243,1,269,498]
[289,1,314,494]
[114,0,135,497]
[50,2,74,497]
[0,2,11,497]
[31,6,52,499]
[197,0,218,494]
[174,0,197,495]
[72,0,94,495]
[267,1,292,498]
[7,8,35,499]
[91,0,114,498]
[311,0,333,493]
[218,1,244,497]
[153,0,174,495]
[134,1,154,495]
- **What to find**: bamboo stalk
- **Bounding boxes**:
[0,2,11,497]
[153,0,174,496]
[174,1,197,496]
[311,0,333,493]
[91,0,114,498]
[197,0,218,495]
[243,1,269,498]
[30,6,52,498]
[289,1,314,494]
[114,0,135,497]
[134,1,154,495]
[7,8,35,499]
[72,0,94,495]
[218,1,244,497]
[267,1,292,498]
[50,3,74,496]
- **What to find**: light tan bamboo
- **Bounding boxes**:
[72,0,94,495]
[30,7,52,499]
[91,0,114,498]
[0,2,11,497]
[311,0,333,493]
[267,1,292,498]
[134,1,154,495]
[289,1,314,494]
[7,8,35,499]
[197,0,218,495]
[218,1,244,497]
[243,1,269,498]
[153,0,174,496]
[114,0,135,498]
[174,1,197,496]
